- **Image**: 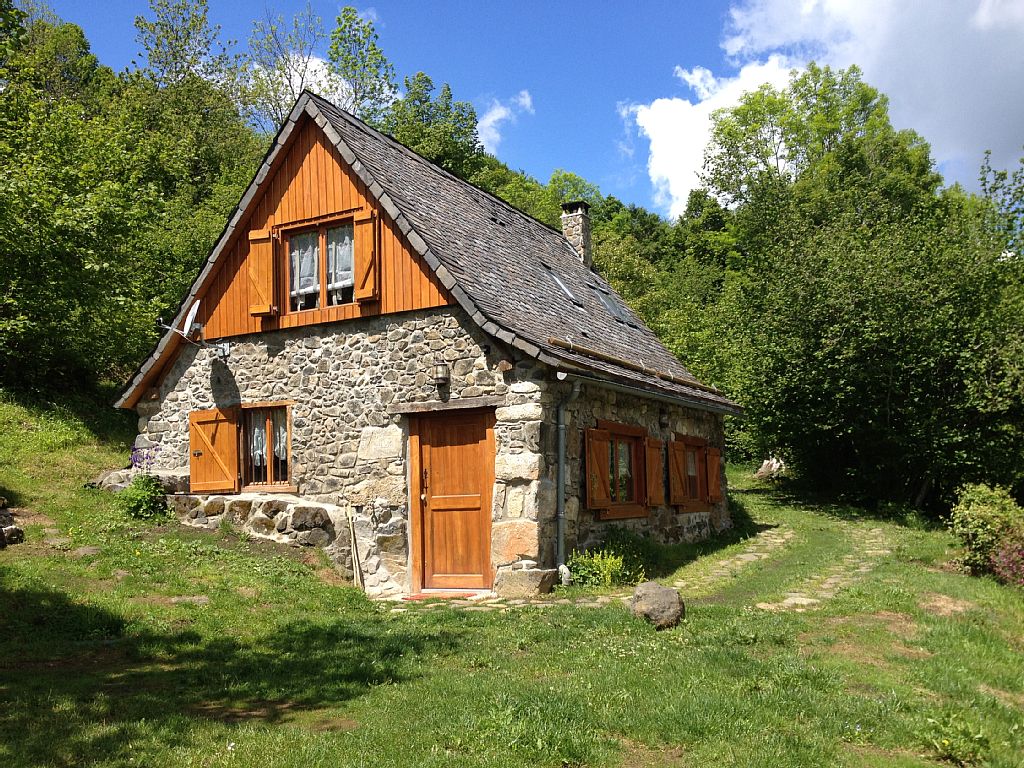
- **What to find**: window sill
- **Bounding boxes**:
[240,483,298,494]
[594,504,648,521]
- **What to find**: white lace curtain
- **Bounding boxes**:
[289,231,319,305]
[326,224,354,302]
[249,409,287,466]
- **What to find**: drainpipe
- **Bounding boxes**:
[556,377,581,584]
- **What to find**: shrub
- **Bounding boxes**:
[114,474,169,519]
[949,484,1024,574]
[567,528,648,587]
[990,532,1024,588]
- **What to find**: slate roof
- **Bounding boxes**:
[117,92,740,415]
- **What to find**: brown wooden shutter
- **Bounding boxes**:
[695,447,708,503]
[585,428,612,508]
[667,440,688,506]
[644,438,665,506]
[707,447,723,502]
[353,212,379,302]
[189,408,239,493]
[247,229,276,316]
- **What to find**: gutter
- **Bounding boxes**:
[556,378,582,584]
[563,372,743,417]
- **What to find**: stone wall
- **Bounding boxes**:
[546,381,729,557]
[134,307,551,596]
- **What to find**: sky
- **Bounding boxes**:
[45,0,1024,219]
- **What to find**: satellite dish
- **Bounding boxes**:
[181,299,201,337]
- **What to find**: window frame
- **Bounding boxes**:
[669,435,713,512]
[239,401,296,493]
[277,212,359,315]
[593,419,647,520]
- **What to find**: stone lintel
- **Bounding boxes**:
[387,395,506,415]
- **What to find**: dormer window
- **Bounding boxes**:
[286,222,355,312]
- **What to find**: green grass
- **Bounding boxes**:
[1,391,1022,767]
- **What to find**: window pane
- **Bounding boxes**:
[325,224,354,306]
[246,409,268,484]
[686,449,698,498]
[271,408,288,483]
[617,439,633,502]
[289,231,319,311]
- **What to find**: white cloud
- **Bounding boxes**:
[629,56,792,218]
[478,90,535,153]
[628,0,1024,216]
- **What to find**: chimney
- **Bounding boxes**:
[560,200,592,268]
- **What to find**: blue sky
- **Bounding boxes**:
[45,1,1024,218]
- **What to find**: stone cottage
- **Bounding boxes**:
[115,91,742,597]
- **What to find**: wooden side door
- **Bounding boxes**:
[188,408,239,493]
[411,410,494,590]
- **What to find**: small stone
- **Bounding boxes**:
[629,582,684,630]
[114,569,131,581]
[71,546,101,558]
[170,595,210,605]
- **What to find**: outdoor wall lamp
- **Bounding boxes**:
[432,358,450,387]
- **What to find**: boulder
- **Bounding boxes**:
[493,567,557,597]
[291,506,329,531]
[754,457,786,481]
[629,582,685,630]
[2,526,25,546]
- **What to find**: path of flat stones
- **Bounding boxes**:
[389,521,893,615]
[754,526,891,613]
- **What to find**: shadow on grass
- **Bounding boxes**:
[737,475,946,532]
[602,494,778,580]
[0,484,24,508]
[0,576,458,766]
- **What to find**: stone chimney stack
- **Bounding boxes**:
[560,200,592,269]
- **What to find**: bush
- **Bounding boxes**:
[114,474,169,519]
[990,532,1024,588]
[949,484,1024,574]
[567,527,648,587]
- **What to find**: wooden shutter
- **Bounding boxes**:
[188,408,239,493]
[353,212,379,302]
[707,447,723,502]
[644,438,665,506]
[585,428,612,508]
[667,440,688,506]
[247,229,276,316]
[695,447,708,503]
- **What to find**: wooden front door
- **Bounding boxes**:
[411,410,494,590]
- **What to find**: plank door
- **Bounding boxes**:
[413,410,494,590]
[188,408,239,493]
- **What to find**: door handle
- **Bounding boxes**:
[192,450,203,457]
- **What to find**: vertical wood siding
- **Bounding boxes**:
[202,117,451,339]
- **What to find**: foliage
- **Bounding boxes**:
[326,5,395,125]
[949,484,1024,574]
[566,527,650,587]
[981,149,1024,258]
[566,548,640,588]
[990,532,1024,589]
[113,473,168,519]
[133,0,241,94]
[381,72,484,180]
[243,3,342,132]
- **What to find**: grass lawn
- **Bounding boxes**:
[1,390,1022,767]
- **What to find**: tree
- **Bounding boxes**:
[134,0,240,93]
[326,5,394,125]
[244,3,344,133]
[981,149,1024,258]
[700,64,1024,504]
[381,72,484,179]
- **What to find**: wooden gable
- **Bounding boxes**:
[200,116,451,340]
